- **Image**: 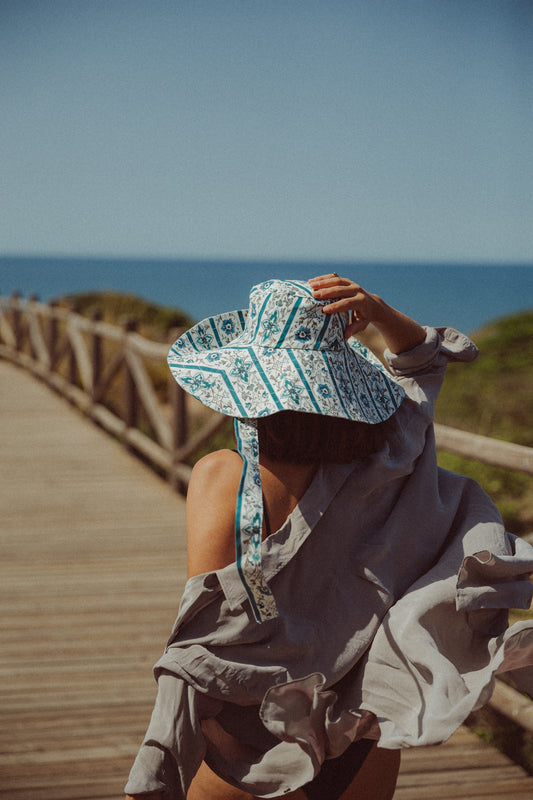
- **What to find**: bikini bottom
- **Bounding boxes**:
[301,738,375,800]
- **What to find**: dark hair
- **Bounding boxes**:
[256,410,397,464]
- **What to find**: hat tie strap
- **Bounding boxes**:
[234,419,278,623]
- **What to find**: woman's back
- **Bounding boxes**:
[186,448,317,579]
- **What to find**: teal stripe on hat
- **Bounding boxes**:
[212,370,248,417]
[345,352,380,421]
[313,314,331,351]
[169,363,248,417]
[252,292,272,341]
[348,338,404,411]
[321,352,351,417]
[209,317,223,348]
[285,280,314,296]
[277,296,303,346]
[185,330,200,352]
[247,349,284,411]
[384,376,402,410]
[286,350,322,413]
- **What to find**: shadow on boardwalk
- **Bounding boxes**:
[2,360,533,799]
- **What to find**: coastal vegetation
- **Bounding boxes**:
[435,311,533,535]
[57,290,194,341]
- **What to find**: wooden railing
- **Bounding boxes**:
[2,293,532,484]
[435,424,533,476]
[0,293,230,492]
[2,294,532,480]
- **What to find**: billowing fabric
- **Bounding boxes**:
[125,326,533,800]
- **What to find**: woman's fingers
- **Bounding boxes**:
[310,275,363,301]
[310,279,368,315]
[309,273,341,282]
[309,275,373,336]
[320,294,365,313]
[344,317,370,337]
[309,273,352,289]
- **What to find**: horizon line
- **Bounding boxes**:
[2,253,532,268]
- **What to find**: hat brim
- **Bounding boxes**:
[168,310,404,423]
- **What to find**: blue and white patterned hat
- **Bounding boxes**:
[168,279,405,622]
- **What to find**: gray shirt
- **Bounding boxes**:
[125,326,533,799]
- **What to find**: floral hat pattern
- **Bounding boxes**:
[168,279,405,622]
[168,279,404,423]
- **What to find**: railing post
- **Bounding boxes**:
[68,304,78,388]
[91,309,103,403]
[11,292,22,351]
[28,294,39,360]
[49,300,59,371]
[123,317,138,450]
[170,376,188,493]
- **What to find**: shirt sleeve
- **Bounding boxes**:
[383,326,478,421]
[385,326,478,376]
[124,672,221,800]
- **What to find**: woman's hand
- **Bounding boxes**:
[309,273,426,354]
[308,274,380,338]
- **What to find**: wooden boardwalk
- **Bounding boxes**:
[2,359,533,799]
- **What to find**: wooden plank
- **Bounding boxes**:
[2,359,533,799]
[435,422,533,476]
[0,360,186,799]
[0,306,16,347]
[66,316,93,391]
[396,726,533,798]
[124,346,172,448]
[490,677,533,733]
[27,304,51,368]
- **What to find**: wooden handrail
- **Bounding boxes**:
[0,293,228,491]
[490,679,533,733]
[435,424,533,476]
[2,293,533,484]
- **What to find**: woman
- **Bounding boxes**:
[125,274,533,800]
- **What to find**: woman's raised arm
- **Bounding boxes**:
[309,274,426,355]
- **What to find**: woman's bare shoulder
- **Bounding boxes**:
[186,449,243,577]
[191,447,242,471]
[189,448,242,493]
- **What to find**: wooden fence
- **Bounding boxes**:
[0,293,230,492]
[1,292,533,734]
[1,293,533,488]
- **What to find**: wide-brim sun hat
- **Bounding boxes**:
[168,279,405,622]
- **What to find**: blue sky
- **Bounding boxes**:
[1,0,532,263]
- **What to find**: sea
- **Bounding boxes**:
[1,256,532,335]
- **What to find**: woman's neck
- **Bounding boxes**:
[258,455,318,535]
